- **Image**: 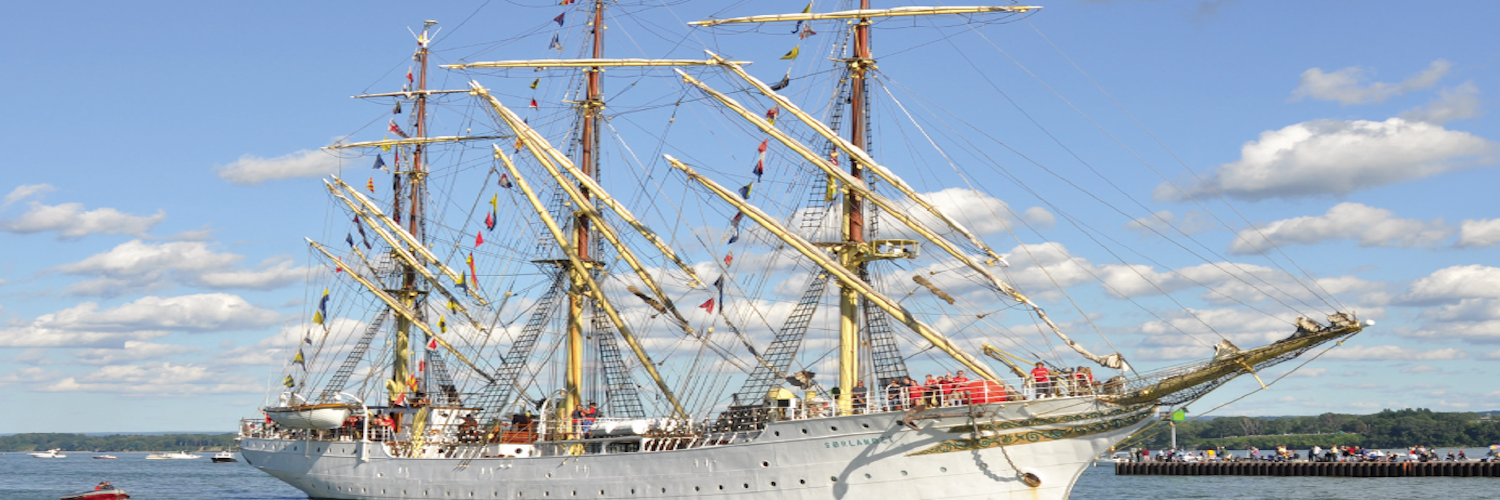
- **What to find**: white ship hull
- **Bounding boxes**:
[241,398,1153,500]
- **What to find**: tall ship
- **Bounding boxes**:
[237,2,1369,499]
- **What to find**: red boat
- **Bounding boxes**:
[60,489,129,500]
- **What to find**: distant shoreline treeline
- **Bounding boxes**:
[1135,408,1500,450]
[0,433,236,452]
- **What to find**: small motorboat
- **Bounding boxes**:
[30,449,67,458]
[60,488,129,500]
[211,451,238,463]
[92,455,117,460]
[145,451,201,460]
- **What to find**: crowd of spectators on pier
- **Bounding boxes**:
[1130,444,1500,463]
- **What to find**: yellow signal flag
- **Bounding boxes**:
[781,46,800,60]
[380,136,392,152]
[802,1,812,13]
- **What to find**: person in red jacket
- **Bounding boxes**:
[1030,362,1051,398]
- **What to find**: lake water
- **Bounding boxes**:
[1,450,1493,500]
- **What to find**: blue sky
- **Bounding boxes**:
[1,0,1497,432]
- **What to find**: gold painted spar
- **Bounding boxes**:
[330,176,490,306]
[677,66,1129,372]
[469,84,693,333]
[666,155,1003,383]
[327,135,506,150]
[490,145,689,421]
[1105,324,1363,407]
[467,83,703,289]
[444,58,750,70]
[323,181,490,333]
[690,6,1041,26]
[306,239,495,384]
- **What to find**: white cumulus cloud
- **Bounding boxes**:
[1291,60,1450,105]
[73,341,202,366]
[1457,218,1500,248]
[1,196,164,238]
[34,362,261,396]
[1098,260,1377,307]
[1320,344,1467,361]
[216,149,344,185]
[1229,202,1452,254]
[1401,82,1485,124]
[1397,264,1500,305]
[2,184,54,208]
[0,293,282,348]
[56,240,310,296]
[899,188,1053,236]
[1154,118,1493,201]
[1398,266,1500,343]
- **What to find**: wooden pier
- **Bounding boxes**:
[1115,461,1500,477]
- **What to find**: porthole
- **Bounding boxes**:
[742,483,749,489]
[864,473,872,479]
[718,485,724,490]
[900,471,908,476]
[546,473,552,479]
[761,461,770,468]
[861,423,870,429]
[630,489,635,494]
[660,488,666,493]
[694,487,700,492]
[774,431,781,436]
[940,467,948,473]
[770,482,777,487]
[830,426,838,431]
[799,479,806,485]
[830,477,838,483]
[800,429,808,434]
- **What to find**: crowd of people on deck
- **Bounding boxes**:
[865,364,1101,413]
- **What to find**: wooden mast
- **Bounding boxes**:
[835,0,873,415]
[390,21,437,405]
[562,1,606,435]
